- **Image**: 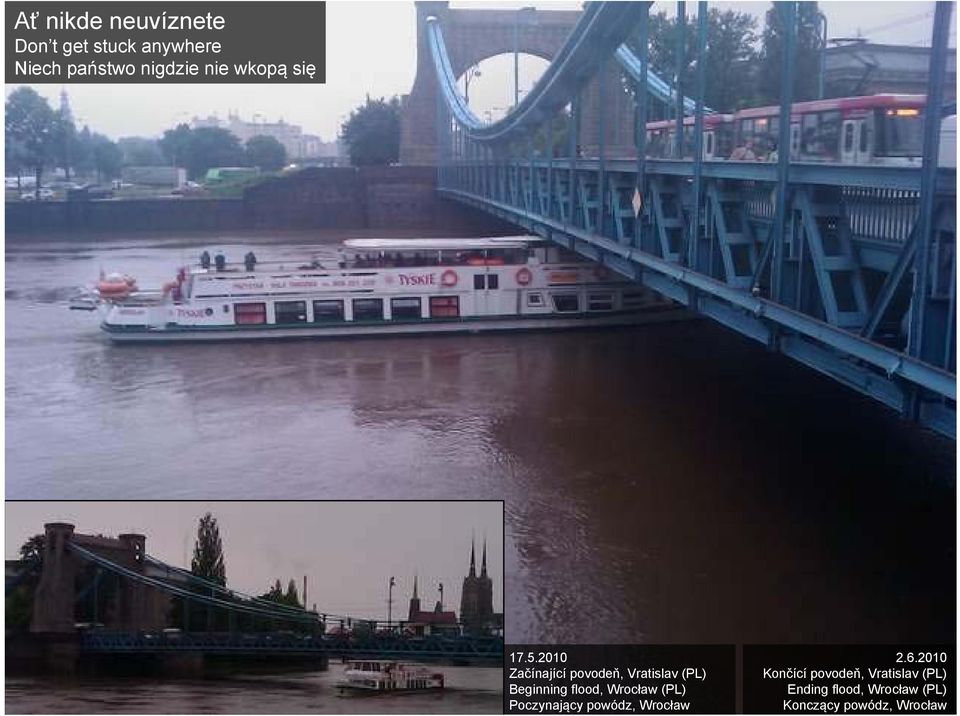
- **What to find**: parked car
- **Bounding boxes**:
[20,188,55,201]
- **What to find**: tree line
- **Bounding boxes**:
[5,88,290,197]
[636,2,824,113]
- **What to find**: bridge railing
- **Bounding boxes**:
[79,630,504,664]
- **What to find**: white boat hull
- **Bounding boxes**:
[101,308,687,343]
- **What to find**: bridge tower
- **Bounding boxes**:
[31,524,169,633]
[400,1,635,165]
[31,523,77,633]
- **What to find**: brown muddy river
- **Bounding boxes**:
[6,230,955,648]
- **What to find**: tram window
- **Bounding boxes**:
[352,298,383,322]
[705,133,714,156]
[587,292,614,312]
[473,274,485,290]
[391,297,421,320]
[275,300,307,324]
[860,123,870,154]
[819,111,842,159]
[801,113,819,154]
[844,123,855,153]
[312,299,344,323]
[552,294,580,313]
[527,292,543,307]
[429,296,460,318]
[622,291,648,309]
[487,274,499,290]
[234,302,266,325]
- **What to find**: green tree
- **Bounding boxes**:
[245,135,287,171]
[73,126,96,180]
[191,512,226,585]
[19,534,45,562]
[758,2,823,104]
[5,87,58,199]
[260,578,303,608]
[5,137,29,190]
[159,123,193,167]
[340,95,401,166]
[284,579,300,607]
[52,112,77,180]
[184,127,246,179]
[628,8,759,114]
[7,535,46,631]
[118,136,165,166]
[91,134,122,183]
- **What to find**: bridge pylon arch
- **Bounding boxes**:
[400,1,635,164]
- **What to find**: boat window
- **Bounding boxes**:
[429,296,460,318]
[587,292,614,311]
[552,293,580,313]
[312,299,344,323]
[527,292,543,307]
[234,302,266,325]
[275,300,307,324]
[487,274,499,290]
[473,274,485,290]
[622,291,648,309]
[391,297,421,320]
[352,298,383,322]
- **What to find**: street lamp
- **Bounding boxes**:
[387,576,395,629]
[463,64,482,106]
[818,12,829,99]
[438,582,444,610]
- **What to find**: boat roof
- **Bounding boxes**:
[343,237,539,251]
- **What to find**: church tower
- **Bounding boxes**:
[407,574,421,622]
[478,538,494,619]
[459,537,480,626]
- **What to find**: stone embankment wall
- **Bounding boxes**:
[6,166,513,235]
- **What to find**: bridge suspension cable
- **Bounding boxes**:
[427,2,648,142]
[143,555,316,619]
[614,45,715,115]
[427,2,712,143]
[68,542,325,624]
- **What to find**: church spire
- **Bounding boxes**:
[413,573,418,599]
[469,536,476,578]
[481,537,487,578]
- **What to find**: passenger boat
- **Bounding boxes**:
[89,237,680,343]
[336,660,444,695]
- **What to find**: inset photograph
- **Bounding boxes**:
[6,501,504,714]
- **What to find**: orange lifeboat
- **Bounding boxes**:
[97,272,137,299]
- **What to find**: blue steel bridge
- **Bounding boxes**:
[14,524,502,666]
[409,1,956,438]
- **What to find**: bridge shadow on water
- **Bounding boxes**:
[495,319,954,645]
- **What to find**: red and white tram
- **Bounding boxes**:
[645,94,935,166]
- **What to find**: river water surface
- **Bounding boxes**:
[6,665,501,713]
[6,231,955,650]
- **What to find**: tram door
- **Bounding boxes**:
[841,120,861,164]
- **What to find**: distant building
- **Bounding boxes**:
[825,42,957,100]
[190,113,343,162]
[405,575,459,636]
[459,538,502,635]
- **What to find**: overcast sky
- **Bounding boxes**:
[5,501,503,620]
[4,1,953,142]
